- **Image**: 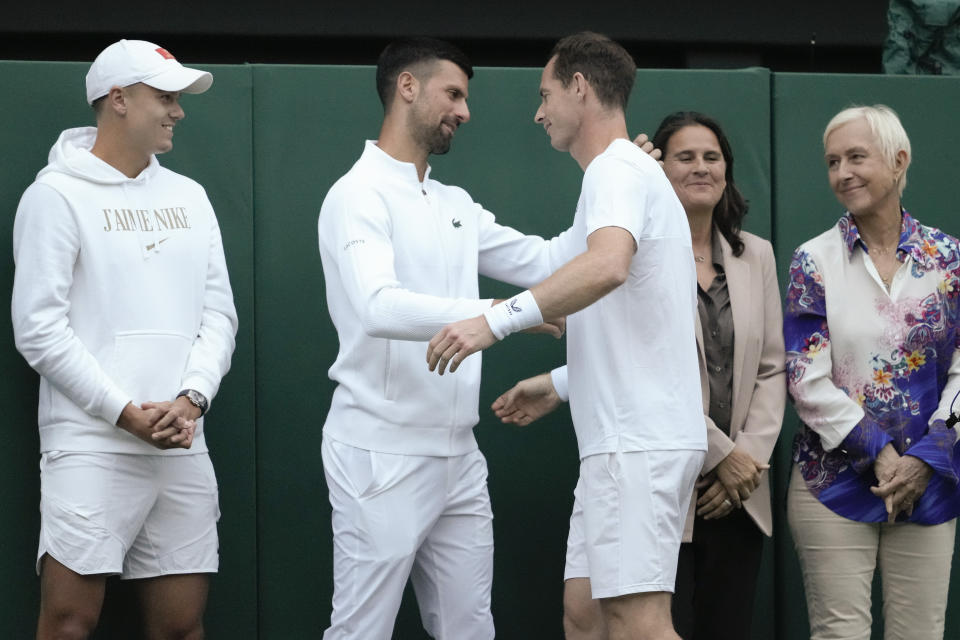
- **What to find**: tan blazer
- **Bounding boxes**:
[683,231,786,540]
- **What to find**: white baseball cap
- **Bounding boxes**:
[85,39,213,105]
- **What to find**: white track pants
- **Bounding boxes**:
[321,437,495,640]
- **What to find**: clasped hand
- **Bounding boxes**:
[696,447,769,519]
[870,443,934,522]
[117,397,199,450]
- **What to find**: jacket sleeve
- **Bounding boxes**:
[319,187,491,341]
[784,247,892,474]
[11,183,131,425]
[731,239,786,465]
[476,207,580,288]
[701,417,735,473]
[178,197,238,408]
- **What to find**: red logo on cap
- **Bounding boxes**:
[155,47,177,61]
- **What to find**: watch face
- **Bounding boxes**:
[181,389,208,414]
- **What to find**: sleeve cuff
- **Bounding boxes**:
[905,419,959,484]
[180,375,218,407]
[550,366,569,403]
[100,387,132,427]
[839,415,894,475]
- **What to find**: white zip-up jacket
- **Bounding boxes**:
[12,127,238,455]
[318,141,570,456]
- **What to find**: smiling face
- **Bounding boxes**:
[824,117,904,220]
[534,56,582,152]
[661,124,727,216]
[122,83,184,156]
[407,59,470,155]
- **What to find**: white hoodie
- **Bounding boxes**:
[12,127,238,455]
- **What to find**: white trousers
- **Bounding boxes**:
[321,437,495,640]
[787,464,956,640]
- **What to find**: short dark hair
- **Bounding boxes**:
[376,37,473,110]
[91,95,106,117]
[653,111,749,257]
[549,32,635,111]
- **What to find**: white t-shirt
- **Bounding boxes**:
[562,138,706,457]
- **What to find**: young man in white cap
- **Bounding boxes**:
[12,39,237,639]
[427,32,705,640]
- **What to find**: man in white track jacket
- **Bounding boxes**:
[11,39,237,639]
[317,37,571,639]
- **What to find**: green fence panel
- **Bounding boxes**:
[26,60,960,640]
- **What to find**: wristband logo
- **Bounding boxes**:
[451,218,462,229]
[508,297,522,314]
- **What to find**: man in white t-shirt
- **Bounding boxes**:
[426,32,706,640]
[317,37,567,639]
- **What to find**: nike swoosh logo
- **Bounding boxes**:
[145,237,170,251]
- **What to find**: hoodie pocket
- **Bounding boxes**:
[111,331,193,404]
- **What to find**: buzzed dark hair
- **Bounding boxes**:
[376,37,474,111]
[91,95,106,117]
[550,32,636,111]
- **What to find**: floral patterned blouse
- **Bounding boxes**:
[785,211,960,524]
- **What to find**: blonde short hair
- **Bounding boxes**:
[823,104,912,194]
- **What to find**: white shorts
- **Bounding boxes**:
[321,436,494,640]
[564,449,703,598]
[37,451,220,579]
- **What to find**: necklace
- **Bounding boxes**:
[694,255,706,263]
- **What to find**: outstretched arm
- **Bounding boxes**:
[492,369,567,426]
[427,226,635,374]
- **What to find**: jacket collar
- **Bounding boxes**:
[362,140,432,184]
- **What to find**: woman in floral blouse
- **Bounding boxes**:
[785,104,960,640]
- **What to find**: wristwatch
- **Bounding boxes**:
[176,389,209,417]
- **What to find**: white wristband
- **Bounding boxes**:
[550,365,569,403]
[482,290,543,340]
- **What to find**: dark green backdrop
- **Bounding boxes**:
[0,61,956,639]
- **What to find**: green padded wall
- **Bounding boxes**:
[0,61,257,638]
[4,59,959,640]
[0,61,88,640]
[772,73,960,640]
[251,65,381,638]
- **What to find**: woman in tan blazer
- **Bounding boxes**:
[492,112,785,640]
[652,112,785,640]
